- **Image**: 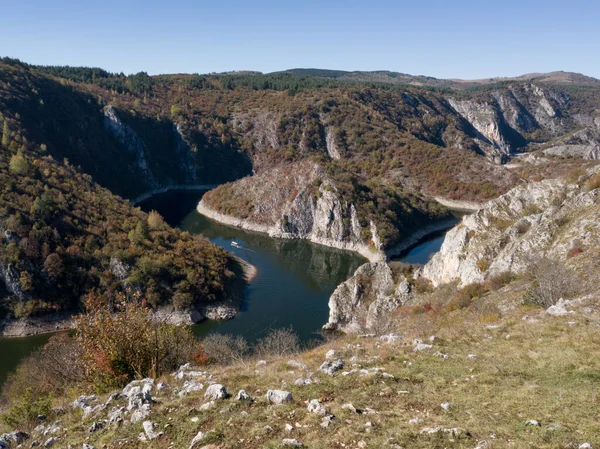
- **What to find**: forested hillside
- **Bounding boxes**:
[1,57,600,317]
[0,111,237,320]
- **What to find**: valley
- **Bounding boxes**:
[2,56,600,448]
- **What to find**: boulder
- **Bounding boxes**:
[319,359,344,375]
[266,390,293,404]
[204,383,228,400]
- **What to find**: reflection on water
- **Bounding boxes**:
[140,191,366,344]
[0,190,455,387]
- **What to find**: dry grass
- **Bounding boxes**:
[3,284,600,449]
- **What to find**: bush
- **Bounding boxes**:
[2,388,52,430]
[523,256,579,308]
[487,271,515,291]
[202,333,249,365]
[254,327,300,357]
[584,173,600,192]
[446,283,488,311]
[1,334,86,404]
[74,293,203,389]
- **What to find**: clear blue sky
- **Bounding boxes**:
[2,0,599,79]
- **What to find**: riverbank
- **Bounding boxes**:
[433,196,483,212]
[197,199,384,263]
[131,184,219,205]
[0,312,74,338]
[0,258,257,338]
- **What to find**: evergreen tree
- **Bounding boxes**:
[2,119,10,147]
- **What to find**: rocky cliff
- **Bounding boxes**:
[323,262,413,332]
[422,166,600,287]
[198,161,383,262]
[199,160,449,261]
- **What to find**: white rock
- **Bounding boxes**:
[142,421,161,440]
[189,431,204,449]
[287,360,308,370]
[319,359,344,375]
[281,439,303,447]
[441,402,453,412]
[267,390,293,404]
[307,399,327,416]
[325,349,336,359]
[204,383,228,400]
[236,389,252,401]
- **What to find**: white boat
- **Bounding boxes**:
[231,241,240,248]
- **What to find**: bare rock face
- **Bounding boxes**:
[449,98,512,157]
[198,161,385,262]
[448,84,569,162]
[103,106,156,189]
[422,166,600,287]
[324,262,414,332]
[543,127,600,160]
[0,261,25,300]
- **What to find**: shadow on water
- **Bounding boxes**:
[0,190,458,388]
[140,190,366,344]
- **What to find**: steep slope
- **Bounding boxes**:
[199,160,450,260]
[0,115,244,323]
[422,167,600,287]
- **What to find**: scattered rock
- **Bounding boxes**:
[525,419,541,427]
[142,421,162,440]
[320,415,335,428]
[307,399,327,416]
[285,424,294,432]
[204,383,228,400]
[319,359,344,375]
[236,389,252,401]
[441,402,453,412]
[281,439,303,447]
[287,360,308,370]
[325,349,336,359]
[178,380,204,397]
[379,333,402,343]
[189,431,204,449]
[267,390,293,404]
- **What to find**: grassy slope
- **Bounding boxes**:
[4,281,599,448]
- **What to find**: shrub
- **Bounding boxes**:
[487,271,515,291]
[202,333,249,365]
[1,388,52,430]
[476,258,489,272]
[74,293,202,389]
[254,327,300,357]
[584,173,600,191]
[523,256,579,308]
[1,333,86,404]
[446,283,488,311]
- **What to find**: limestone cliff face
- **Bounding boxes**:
[422,167,600,287]
[543,127,600,160]
[448,84,570,161]
[323,262,413,332]
[104,106,157,189]
[198,161,384,262]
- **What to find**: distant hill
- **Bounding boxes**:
[276,68,600,89]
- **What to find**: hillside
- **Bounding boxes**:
[0,106,245,323]
[2,57,600,319]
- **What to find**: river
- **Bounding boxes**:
[0,190,454,387]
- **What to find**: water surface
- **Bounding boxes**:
[0,190,453,386]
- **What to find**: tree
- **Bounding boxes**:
[44,253,64,281]
[1,119,10,146]
[9,153,29,175]
[128,220,149,245]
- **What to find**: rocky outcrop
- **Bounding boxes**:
[104,106,156,189]
[448,84,570,161]
[422,167,600,287]
[324,262,414,332]
[198,161,384,262]
[543,127,600,160]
